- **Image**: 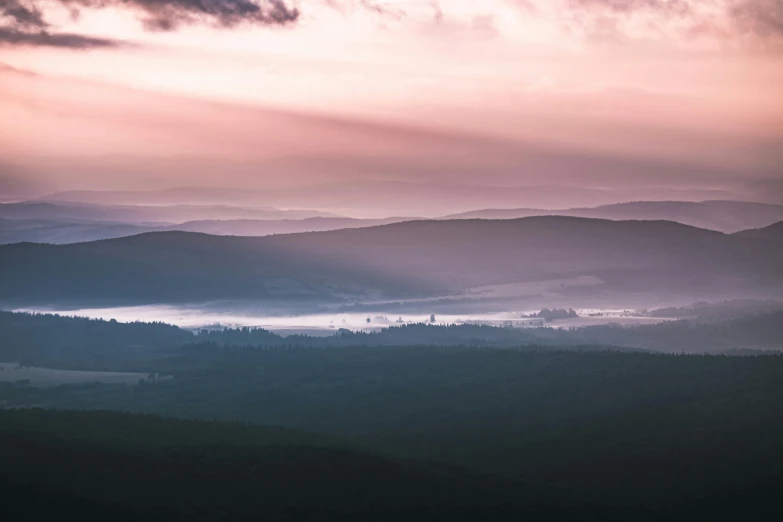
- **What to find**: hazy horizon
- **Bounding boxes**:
[3,0,782,216]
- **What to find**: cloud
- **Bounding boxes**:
[1,0,46,28]
[562,0,783,47]
[323,0,409,20]
[0,0,123,47]
[60,0,300,31]
[565,0,696,38]
[729,0,783,38]
[0,26,122,47]
[569,0,692,14]
[323,0,782,49]
[0,0,299,48]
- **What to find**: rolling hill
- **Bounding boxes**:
[1,217,781,306]
[733,221,783,242]
[37,184,741,216]
[0,216,414,245]
[4,199,780,245]
[169,216,413,236]
[445,200,783,233]
[0,217,154,245]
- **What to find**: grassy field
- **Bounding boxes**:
[0,363,154,387]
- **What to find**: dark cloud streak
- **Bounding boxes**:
[0,0,46,28]
[59,0,299,32]
[0,26,122,47]
[730,0,783,38]
[0,0,123,47]
[0,0,298,49]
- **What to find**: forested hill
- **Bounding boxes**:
[0,408,340,449]
[3,355,783,521]
[0,409,597,522]
[1,217,781,305]
[2,309,781,371]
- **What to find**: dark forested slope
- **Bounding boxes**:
[0,409,596,522]
[3,350,783,519]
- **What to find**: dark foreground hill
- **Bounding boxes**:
[0,409,605,522]
[1,217,781,305]
[4,346,783,512]
[1,409,780,521]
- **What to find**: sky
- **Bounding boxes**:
[1,0,782,213]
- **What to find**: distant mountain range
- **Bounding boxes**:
[0,201,337,224]
[169,217,413,236]
[0,218,153,245]
[2,199,783,245]
[0,202,354,244]
[444,200,783,233]
[0,216,416,245]
[37,183,745,217]
[2,217,780,306]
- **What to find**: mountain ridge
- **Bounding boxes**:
[443,200,783,233]
[733,221,783,241]
[0,200,338,224]
[4,199,781,245]
[2,216,780,306]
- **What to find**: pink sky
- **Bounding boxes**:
[1,0,781,212]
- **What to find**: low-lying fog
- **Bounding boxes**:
[14,304,667,336]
